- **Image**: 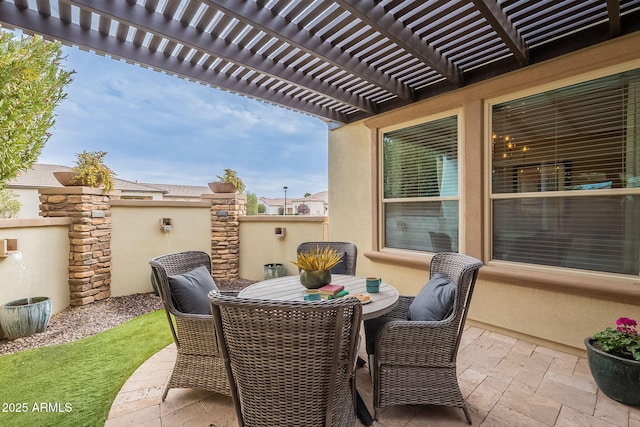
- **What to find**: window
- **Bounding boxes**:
[382,115,459,252]
[491,69,640,275]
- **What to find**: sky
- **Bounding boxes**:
[38,44,330,199]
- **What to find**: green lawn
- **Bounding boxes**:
[0,309,172,427]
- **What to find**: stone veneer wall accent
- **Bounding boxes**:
[39,187,120,306]
[204,193,246,282]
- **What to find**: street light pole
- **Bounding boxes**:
[283,186,288,215]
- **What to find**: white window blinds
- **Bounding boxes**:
[491,69,640,275]
[382,115,459,252]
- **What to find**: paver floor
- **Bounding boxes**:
[105,326,640,426]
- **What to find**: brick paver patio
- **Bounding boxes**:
[106,326,640,426]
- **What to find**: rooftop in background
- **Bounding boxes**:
[2,1,638,125]
[8,163,166,195]
[6,164,321,210]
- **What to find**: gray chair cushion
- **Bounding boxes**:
[408,273,456,321]
[168,265,219,314]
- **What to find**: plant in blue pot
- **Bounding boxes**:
[585,317,640,407]
[291,246,342,289]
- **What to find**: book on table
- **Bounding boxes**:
[318,284,345,296]
[327,289,349,299]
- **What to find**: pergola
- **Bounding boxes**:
[1,0,639,125]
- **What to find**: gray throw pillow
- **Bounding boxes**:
[329,251,348,274]
[168,265,219,314]
[408,273,456,321]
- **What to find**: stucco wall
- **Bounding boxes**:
[0,219,70,315]
[327,32,640,355]
[0,204,330,321]
[11,188,41,219]
[239,216,328,281]
[471,279,640,351]
[110,202,211,296]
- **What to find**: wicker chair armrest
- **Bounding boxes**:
[173,313,220,356]
[375,316,458,366]
[172,310,214,321]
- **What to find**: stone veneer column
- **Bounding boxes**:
[203,193,246,282]
[39,187,120,306]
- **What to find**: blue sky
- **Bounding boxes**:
[39,45,329,199]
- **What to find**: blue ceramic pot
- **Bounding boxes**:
[585,337,640,407]
[0,297,52,340]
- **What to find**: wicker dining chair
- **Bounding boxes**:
[296,241,358,275]
[429,231,453,252]
[149,251,230,400]
[368,252,483,423]
[210,294,362,427]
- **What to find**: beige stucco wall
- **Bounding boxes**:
[11,188,41,219]
[471,279,640,352]
[0,219,70,315]
[239,216,328,281]
[328,32,640,355]
[0,202,329,320]
[110,202,211,296]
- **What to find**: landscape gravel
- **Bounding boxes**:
[0,279,255,356]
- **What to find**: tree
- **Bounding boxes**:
[258,203,266,214]
[245,191,258,215]
[304,192,311,198]
[0,189,20,218]
[0,29,74,189]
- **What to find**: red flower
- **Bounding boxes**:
[616,317,638,334]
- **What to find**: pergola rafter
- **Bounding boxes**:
[1,0,638,124]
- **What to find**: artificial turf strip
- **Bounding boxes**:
[0,309,172,427]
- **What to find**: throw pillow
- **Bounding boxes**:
[408,273,456,321]
[329,251,348,274]
[168,265,219,314]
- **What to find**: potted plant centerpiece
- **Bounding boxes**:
[291,246,342,289]
[53,150,115,191]
[208,168,245,194]
[584,317,640,406]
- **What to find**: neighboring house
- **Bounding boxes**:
[137,183,212,202]
[259,191,328,215]
[258,197,284,215]
[6,163,323,218]
[5,164,212,218]
[290,192,327,216]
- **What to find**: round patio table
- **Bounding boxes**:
[238,274,399,320]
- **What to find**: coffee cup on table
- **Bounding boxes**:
[366,277,381,293]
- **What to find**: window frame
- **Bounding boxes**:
[377,110,463,254]
[484,67,640,276]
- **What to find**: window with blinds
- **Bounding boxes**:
[491,68,640,275]
[382,115,459,252]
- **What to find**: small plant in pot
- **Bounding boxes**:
[584,317,640,406]
[208,168,245,194]
[291,246,342,289]
[53,150,115,192]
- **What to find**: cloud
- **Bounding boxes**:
[40,46,328,198]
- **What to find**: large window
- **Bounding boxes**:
[382,115,459,252]
[491,69,640,275]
